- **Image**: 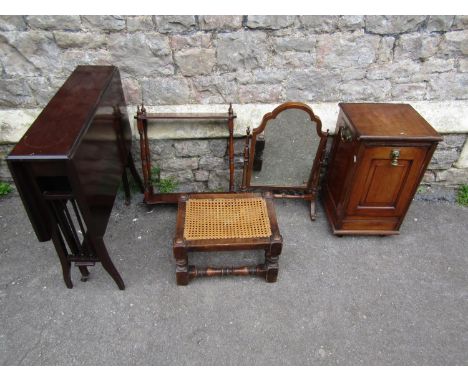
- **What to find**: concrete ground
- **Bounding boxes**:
[0,193,467,365]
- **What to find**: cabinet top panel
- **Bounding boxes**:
[8,65,118,158]
[339,103,442,141]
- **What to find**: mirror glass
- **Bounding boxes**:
[251,108,319,187]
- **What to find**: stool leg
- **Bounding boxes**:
[174,244,189,286]
[265,252,279,283]
[265,239,282,283]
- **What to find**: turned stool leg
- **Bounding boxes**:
[265,236,282,283]
[173,240,189,286]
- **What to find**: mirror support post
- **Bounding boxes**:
[228,104,235,192]
[241,127,250,191]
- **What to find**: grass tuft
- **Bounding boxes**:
[0,182,13,197]
[456,184,468,207]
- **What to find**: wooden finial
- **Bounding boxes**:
[228,103,233,116]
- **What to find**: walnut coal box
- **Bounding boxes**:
[322,103,442,236]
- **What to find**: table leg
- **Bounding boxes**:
[78,266,90,282]
[91,236,125,290]
[50,226,73,289]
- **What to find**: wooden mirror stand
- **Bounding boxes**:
[240,101,328,220]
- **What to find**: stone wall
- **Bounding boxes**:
[131,138,245,193]
[1,15,467,190]
[1,15,467,107]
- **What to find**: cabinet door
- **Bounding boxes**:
[347,146,427,217]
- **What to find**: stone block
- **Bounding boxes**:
[365,15,427,34]
[246,16,297,30]
[199,16,242,31]
[394,33,441,60]
[121,77,142,105]
[300,15,364,33]
[285,69,341,102]
[426,16,455,32]
[217,31,269,72]
[376,36,395,63]
[238,84,283,103]
[437,134,466,150]
[160,157,198,171]
[174,48,216,76]
[170,33,211,50]
[177,182,207,193]
[191,74,238,104]
[391,83,427,100]
[199,157,227,170]
[428,149,460,169]
[194,170,209,181]
[234,156,244,169]
[234,139,246,155]
[0,109,41,143]
[455,140,468,168]
[422,170,436,183]
[161,170,194,184]
[459,59,468,72]
[154,16,197,33]
[126,16,154,32]
[208,170,230,190]
[337,15,365,31]
[427,72,468,100]
[59,49,113,74]
[141,77,191,105]
[0,31,62,76]
[451,15,468,30]
[174,140,210,157]
[272,51,315,69]
[0,16,27,31]
[436,167,468,185]
[299,16,339,33]
[316,32,380,69]
[439,31,468,57]
[81,15,125,32]
[209,139,227,157]
[27,77,60,106]
[272,35,316,53]
[108,33,173,77]
[149,140,175,159]
[0,79,35,108]
[417,58,455,77]
[53,32,107,49]
[341,68,366,81]
[366,60,421,82]
[26,15,82,31]
[339,79,392,102]
[238,70,289,85]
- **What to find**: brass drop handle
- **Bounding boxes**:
[390,150,400,166]
[340,125,352,142]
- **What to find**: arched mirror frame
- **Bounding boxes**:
[241,102,329,220]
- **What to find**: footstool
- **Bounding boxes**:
[173,192,283,285]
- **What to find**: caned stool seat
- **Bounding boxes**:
[173,192,283,285]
